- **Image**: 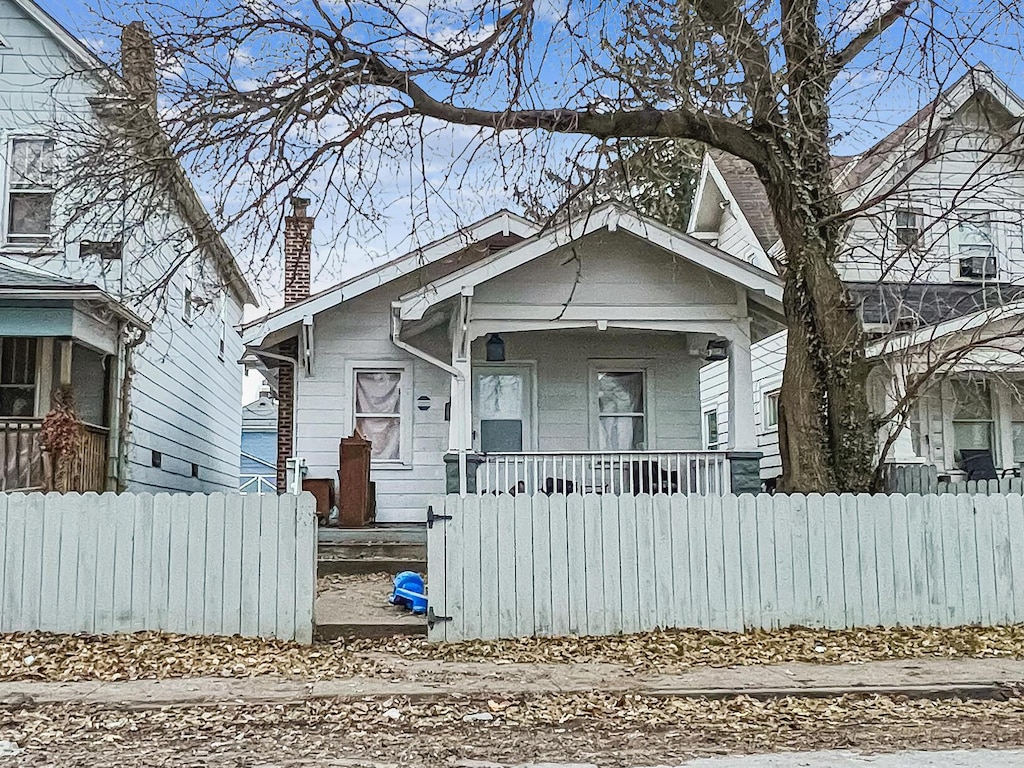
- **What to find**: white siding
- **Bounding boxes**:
[294,285,450,524]
[0,0,248,492]
[699,330,787,479]
[474,229,741,309]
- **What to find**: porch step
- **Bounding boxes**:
[317,539,427,577]
[317,558,427,577]
[318,525,426,545]
[314,621,427,641]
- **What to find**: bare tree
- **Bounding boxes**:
[84,0,1024,491]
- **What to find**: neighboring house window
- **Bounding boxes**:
[0,338,36,417]
[1008,393,1024,465]
[7,138,55,243]
[704,409,719,450]
[595,370,646,450]
[950,380,993,457]
[894,207,922,248]
[762,389,780,430]
[956,213,997,279]
[354,369,404,462]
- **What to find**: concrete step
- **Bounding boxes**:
[318,542,426,560]
[317,558,426,577]
[314,621,427,640]
[318,525,426,545]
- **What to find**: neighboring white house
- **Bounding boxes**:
[244,202,784,523]
[0,0,256,492]
[696,66,1024,484]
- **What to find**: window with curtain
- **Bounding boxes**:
[950,380,993,456]
[763,390,780,429]
[354,369,403,461]
[7,138,55,242]
[596,370,646,450]
[0,338,37,417]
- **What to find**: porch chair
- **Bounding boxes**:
[957,449,999,482]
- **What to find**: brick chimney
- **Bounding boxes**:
[283,197,313,305]
[120,21,158,110]
[276,197,314,492]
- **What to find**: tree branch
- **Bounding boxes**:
[359,55,769,167]
[690,0,777,123]
[829,0,915,75]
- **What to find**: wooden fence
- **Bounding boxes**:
[426,493,1024,642]
[0,492,317,642]
[883,463,1024,495]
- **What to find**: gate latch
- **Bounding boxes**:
[426,505,452,529]
[427,607,452,629]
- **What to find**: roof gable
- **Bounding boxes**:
[398,203,783,322]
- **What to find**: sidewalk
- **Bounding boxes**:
[2,657,1021,708]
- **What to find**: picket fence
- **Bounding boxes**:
[0,492,317,642]
[426,493,1024,642]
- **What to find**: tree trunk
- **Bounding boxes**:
[762,163,877,493]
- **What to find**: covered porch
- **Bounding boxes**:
[870,302,1024,481]
[394,205,784,496]
[0,265,145,492]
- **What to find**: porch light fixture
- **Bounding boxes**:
[705,339,729,362]
[485,333,506,362]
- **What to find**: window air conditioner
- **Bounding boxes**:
[959,255,997,279]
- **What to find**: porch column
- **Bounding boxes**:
[727,329,757,452]
[444,292,481,494]
[726,328,762,494]
[882,362,920,463]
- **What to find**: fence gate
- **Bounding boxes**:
[425,492,1024,643]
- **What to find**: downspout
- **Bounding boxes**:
[390,308,469,495]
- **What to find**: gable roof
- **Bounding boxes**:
[7,1,255,308]
[708,150,778,250]
[398,202,783,322]
[242,209,540,347]
[697,65,1024,253]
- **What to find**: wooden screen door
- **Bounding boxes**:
[473,366,532,452]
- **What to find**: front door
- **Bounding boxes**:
[473,366,532,452]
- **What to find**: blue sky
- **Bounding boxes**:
[41,0,1024,287]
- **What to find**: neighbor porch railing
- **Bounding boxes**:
[476,450,732,495]
[240,474,277,494]
[0,420,108,493]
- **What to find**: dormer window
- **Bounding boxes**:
[956,213,996,280]
[893,207,922,248]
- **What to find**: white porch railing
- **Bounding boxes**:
[240,474,276,494]
[475,451,732,496]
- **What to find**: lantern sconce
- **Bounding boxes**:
[705,338,729,362]
[485,333,506,362]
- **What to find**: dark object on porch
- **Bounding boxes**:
[542,477,575,495]
[630,460,679,494]
[958,449,998,482]
[339,434,375,527]
[302,477,335,525]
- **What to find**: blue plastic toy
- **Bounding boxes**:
[389,570,428,614]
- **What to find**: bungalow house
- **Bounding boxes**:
[0,0,256,492]
[243,202,783,523]
[695,66,1024,485]
[240,388,278,494]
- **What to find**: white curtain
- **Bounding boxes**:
[597,372,644,450]
[355,371,401,460]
